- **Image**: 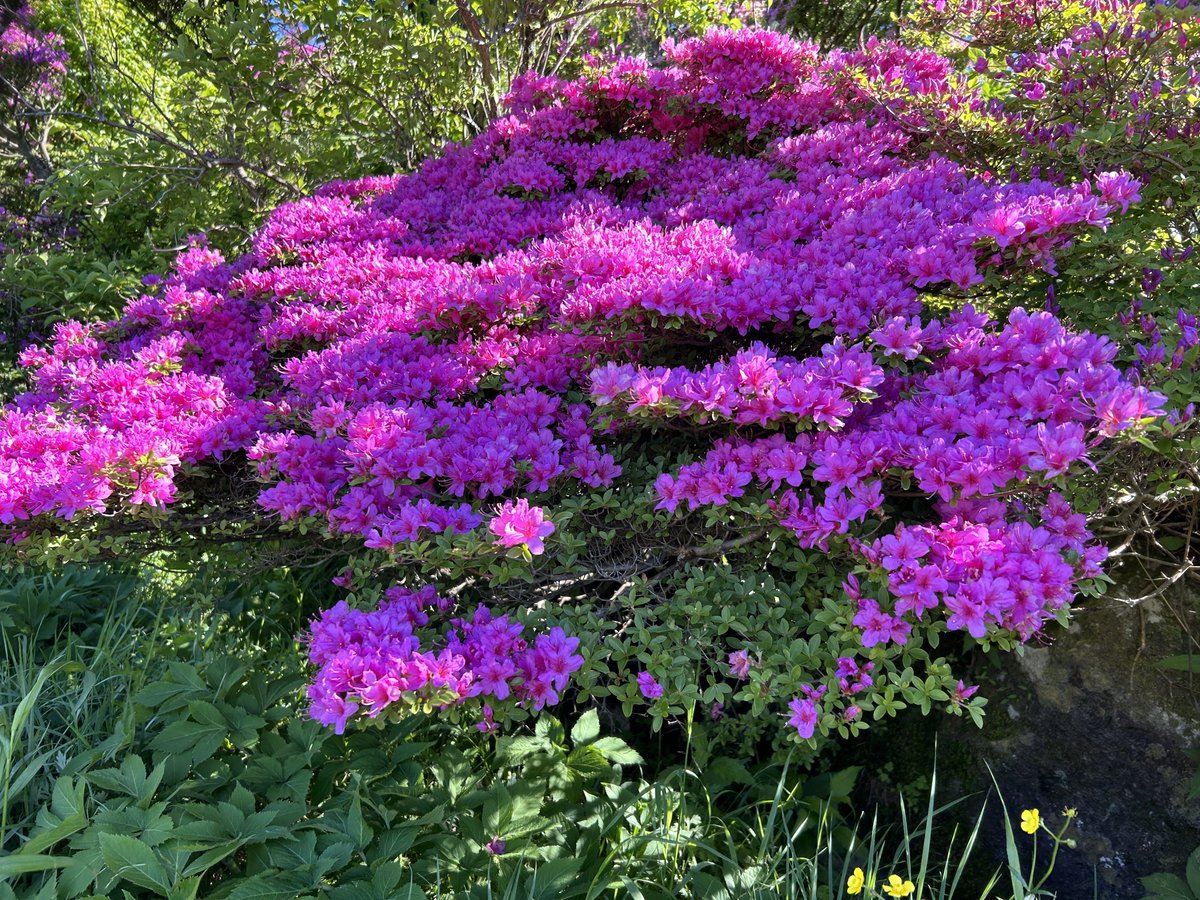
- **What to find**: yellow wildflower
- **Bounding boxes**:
[1020,808,1040,835]
[882,874,915,897]
[847,867,865,895]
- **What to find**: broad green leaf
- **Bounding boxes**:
[1141,873,1194,899]
[98,833,171,894]
[570,709,600,745]
[17,813,88,856]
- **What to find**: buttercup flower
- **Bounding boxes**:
[1021,808,1041,834]
[847,866,865,895]
[882,873,915,897]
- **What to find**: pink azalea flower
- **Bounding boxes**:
[489,498,556,555]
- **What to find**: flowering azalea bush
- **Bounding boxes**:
[1,4,67,106]
[900,0,1200,594]
[902,0,1199,368]
[0,28,1166,749]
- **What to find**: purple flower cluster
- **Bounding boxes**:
[908,0,1200,152]
[0,30,1137,546]
[656,307,1161,647]
[787,661,874,738]
[1125,300,1200,374]
[591,342,883,428]
[0,28,1167,734]
[306,585,584,732]
[1,5,67,107]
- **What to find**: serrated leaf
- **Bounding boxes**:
[167,876,201,900]
[590,737,642,766]
[526,857,583,898]
[1140,873,1194,899]
[566,745,611,778]
[569,709,600,745]
[225,871,312,900]
[388,886,426,900]
[18,812,87,856]
[369,827,415,862]
[50,777,86,821]
[98,834,171,894]
[150,718,226,766]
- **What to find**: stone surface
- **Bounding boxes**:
[974,588,1200,898]
[844,585,1200,898]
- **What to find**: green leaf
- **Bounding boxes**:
[1157,656,1200,673]
[168,876,202,900]
[345,795,374,850]
[986,766,1027,900]
[699,756,754,791]
[98,833,171,894]
[566,745,611,778]
[590,737,642,766]
[9,662,68,741]
[370,828,416,862]
[50,776,86,821]
[1140,873,1194,899]
[570,709,600,745]
[150,716,226,766]
[225,871,313,899]
[17,812,88,856]
[497,736,550,766]
[1187,845,1200,899]
[526,858,583,898]
[0,854,68,878]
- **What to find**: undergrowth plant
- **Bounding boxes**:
[0,565,1083,898]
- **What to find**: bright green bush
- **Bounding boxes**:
[0,565,1082,899]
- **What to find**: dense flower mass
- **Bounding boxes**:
[1,5,67,106]
[0,27,1165,735]
[307,585,584,732]
[908,0,1199,149]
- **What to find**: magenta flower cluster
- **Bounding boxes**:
[0,27,1166,735]
[307,585,584,733]
[0,30,1138,540]
[910,0,1200,153]
[1,5,67,107]
[489,497,556,555]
